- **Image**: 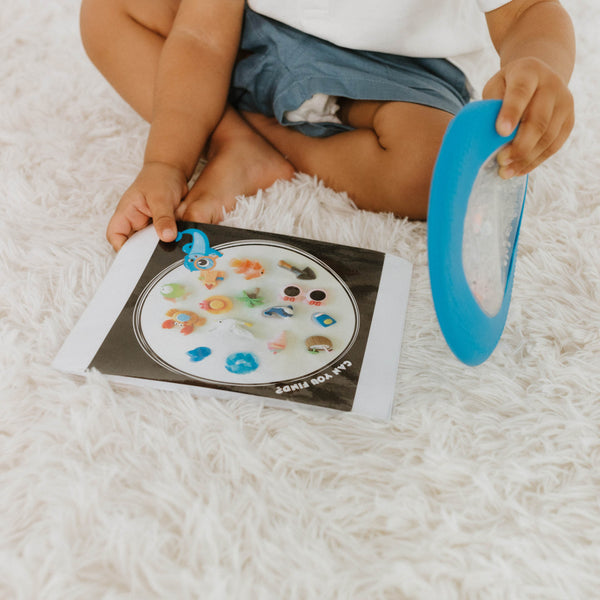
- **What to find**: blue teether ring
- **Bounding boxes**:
[428,100,527,366]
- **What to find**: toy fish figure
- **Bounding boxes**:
[230,258,265,280]
[160,283,190,302]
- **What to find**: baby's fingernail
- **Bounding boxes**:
[498,118,515,137]
[161,227,177,241]
[500,167,515,179]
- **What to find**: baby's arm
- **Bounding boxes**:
[107,0,245,250]
[483,0,575,179]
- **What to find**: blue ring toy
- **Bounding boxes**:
[428,100,527,365]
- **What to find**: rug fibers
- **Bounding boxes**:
[1,1,599,598]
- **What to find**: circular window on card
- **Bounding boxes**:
[132,240,360,385]
[428,100,527,366]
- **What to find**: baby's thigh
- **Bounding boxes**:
[342,100,452,152]
[352,100,453,206]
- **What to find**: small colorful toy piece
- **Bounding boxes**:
[277,259,316,280]
[305,288,327,306]
[162,309,206,335]
[237,288,264,307]
[312,312,336,327]
[198,295,233,314]
[197,268,226,290]
[280,284,303,302]
[267,331,287,354]
[187,346,212,362]
[225,352,260,375]
[160,283,190,302]
[175,228,222,272]
[263,305,294,318]
[230,258,265,280]
[305,335,333,353]
[208,318,255,339]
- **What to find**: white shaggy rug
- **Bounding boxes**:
[1,1,599,598]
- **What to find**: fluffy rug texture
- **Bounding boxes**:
[1,1,599,598]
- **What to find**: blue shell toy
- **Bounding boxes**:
[428,100,528,366]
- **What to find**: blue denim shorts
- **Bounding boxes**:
[230,8,471,138]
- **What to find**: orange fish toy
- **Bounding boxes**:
[230,258,265,280]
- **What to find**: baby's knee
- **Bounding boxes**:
[80,0,180,64]
[79,0,118,62]
[373,103,451,217]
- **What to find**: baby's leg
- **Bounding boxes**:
[244,100,453,220]
[174,106,294,223]
[80,0,293,223]
[80,0,179,122]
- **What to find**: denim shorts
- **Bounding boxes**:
[230,8,471,138]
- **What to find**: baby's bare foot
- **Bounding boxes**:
[176,114,294,224]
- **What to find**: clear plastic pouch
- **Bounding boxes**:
[462,151,527,317]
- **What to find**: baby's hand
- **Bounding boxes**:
[106,162,188,251]
[482,57,574,179]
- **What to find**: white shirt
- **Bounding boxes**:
[247,0,511,93]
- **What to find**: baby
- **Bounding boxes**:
[80,0,575,251]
